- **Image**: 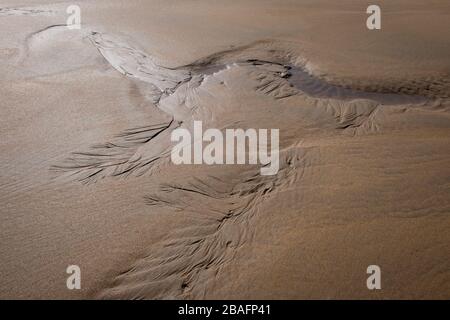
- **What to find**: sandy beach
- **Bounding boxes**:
[0,0,449,299]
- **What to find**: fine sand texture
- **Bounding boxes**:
[0,0,449,299]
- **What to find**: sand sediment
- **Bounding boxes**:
[0,0,449,299]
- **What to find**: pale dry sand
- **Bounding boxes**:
[0,0,449,299]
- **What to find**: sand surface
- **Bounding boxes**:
[0,0,449,299]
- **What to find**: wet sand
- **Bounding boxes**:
[0,0,449,299]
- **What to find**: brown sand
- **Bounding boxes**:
[0,0,449,299]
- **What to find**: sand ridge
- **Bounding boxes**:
[0,0,449,299]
